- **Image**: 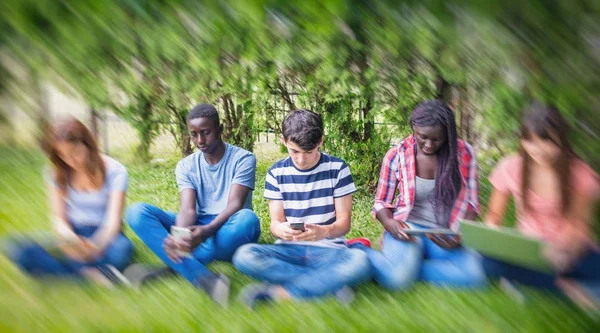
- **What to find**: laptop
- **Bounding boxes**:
[460,220,553,273]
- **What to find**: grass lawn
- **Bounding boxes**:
[0,145,597,332]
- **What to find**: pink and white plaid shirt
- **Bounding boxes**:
[372,135,481,231]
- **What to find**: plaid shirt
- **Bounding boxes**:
[373,135,481,231]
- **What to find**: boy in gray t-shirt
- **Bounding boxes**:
[126,104,260,306]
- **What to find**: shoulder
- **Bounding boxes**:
[321,153,348,169]
[571,159,600,196]
[571,158,597,176]
[176,152,198,172]
[228,144,255,161]
[397,135,416,152]
[102,155,127,176]
[457,139,475,155]
[493,154,522,178]
[268,157,292,176]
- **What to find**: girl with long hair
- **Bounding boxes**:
[356,100,486,290]
[484,102,600,308]
[4,117,133,285]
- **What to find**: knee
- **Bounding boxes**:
[377,264,419,291]
[481,256,503,280]
[236,209,260,227]
[4,242,41,271]
[233,209,261,235]
[347,250,373,280]
[232,243,262,273]
[2,240,26,265]
[106,236,134,263]
[456,252,488,288]
[126,202,152,231]
[348,250,370,270]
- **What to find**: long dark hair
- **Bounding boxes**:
[520,102,572,215]
[44,117,106,192]
[410,100,461,224]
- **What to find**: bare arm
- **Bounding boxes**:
[484,188,511,227]
[325,194,352,237]
[49,185,76,239]
[375,208,412,241]
[176,188,198,227]
[91,191,126,250]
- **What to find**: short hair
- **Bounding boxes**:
[187,104,219,124]
[282,109,323,150]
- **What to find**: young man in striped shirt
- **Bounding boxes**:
[233,109,372,307]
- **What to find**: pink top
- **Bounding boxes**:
[489,154,600,247]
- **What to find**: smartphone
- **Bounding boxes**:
[402,228,460,236]
[289,222,306,232]
[171,226,193,258]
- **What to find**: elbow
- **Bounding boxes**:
[336,219,352,236]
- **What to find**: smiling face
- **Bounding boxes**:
[188,117,222,154]
[283,138,323,170]
[413,125,447,156]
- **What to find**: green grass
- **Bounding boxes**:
[0,146,598,332]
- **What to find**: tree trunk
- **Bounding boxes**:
[90,108,99,140]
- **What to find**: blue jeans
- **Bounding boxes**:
[3,225,133,277]
[360,229,487,290]
[126,202,260,284]
[232,243,372,299]
[482,249,600,291]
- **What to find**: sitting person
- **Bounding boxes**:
[483,102,600,309]
[126,104,260,306]
[355,100,486,290]
[233,109,372,307]
[4,117,133,285]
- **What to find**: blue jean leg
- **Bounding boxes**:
[211,209,260,261]
[3,240,80,277]
[361,231,423,291]
[482,249,600,291]
[420,235,487,288]
[283,246,372,299]
[233,244,371,299]
[127,203,261,284]
[95,233,134,271]
[126,202,212,283]
[233,244,312,283]
[3,227,134,277]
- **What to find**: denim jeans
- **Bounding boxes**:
[359,226,487,291]
[232,243,372,299]
[126,202,260,284]
[482,249,600,291]
[3,225,133,277]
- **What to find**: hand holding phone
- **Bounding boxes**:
[289,222,306,232]
[171,226,193,258]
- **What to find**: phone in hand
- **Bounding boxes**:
[289,222,306,232]
[171,226,193,258]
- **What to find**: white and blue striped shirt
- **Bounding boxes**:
[265,153,357,248]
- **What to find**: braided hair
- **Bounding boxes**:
[410,100,461,225]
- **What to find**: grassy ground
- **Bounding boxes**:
[0,145,597,332]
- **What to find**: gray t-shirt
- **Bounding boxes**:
[406,176,441,228]
[47,156,128,227]
[175,143,256,216]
